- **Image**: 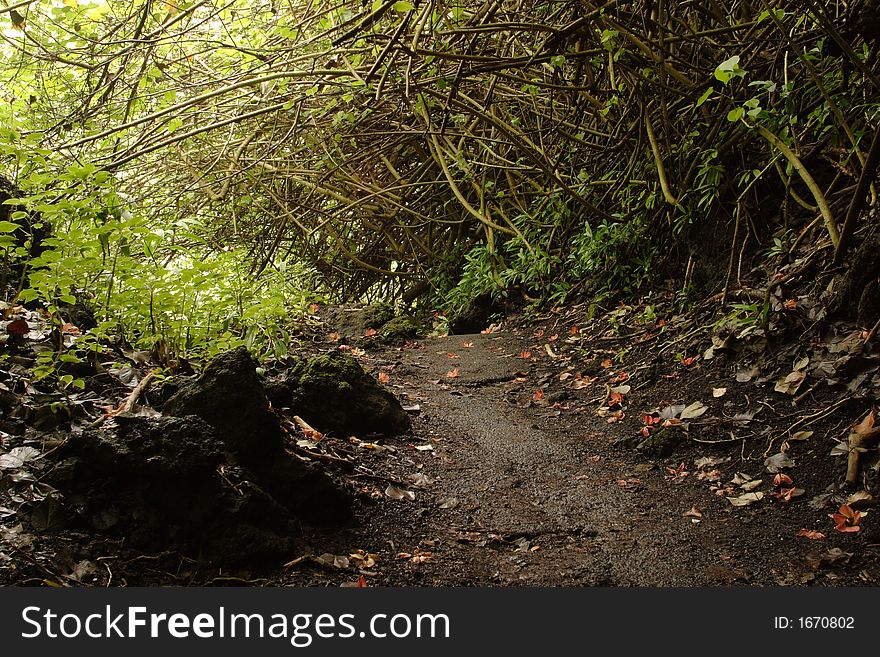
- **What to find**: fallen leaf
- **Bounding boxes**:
[830,503,865,533]
[728,491,764,507]
[712,387,727,398]
[680,401,708,419]
[364,328,378,337]
[683,505,703,520]
[378,371,391,384]
[519,351,533,359]
[462,341,474,348]
[446,368,460,378]
[533,389,545,401]
[327,331,341,343]
[798,529,826,540]
[764,452,794,473]
[774,370,806,395]
[384,485,416,501]
[736,366,760,382]
[805,547,853,570]
[773,473,793,486]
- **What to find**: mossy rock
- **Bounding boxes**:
[636,428,683,458]
[323,303,396,339]
[289,351,411,436]
[379,314,423,342]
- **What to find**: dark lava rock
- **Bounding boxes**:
[162,347,353,525]
[45,415,346,566]
[163,346,284,460]
[48,416,233,549]
[380,315,423,343]
[448,293,502,334]
[289,351,411,436]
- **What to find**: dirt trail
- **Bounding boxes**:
[288,329,872,587]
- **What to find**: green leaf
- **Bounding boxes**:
[0,220,19,233]
[696,88,713,107]
[727,107,744,122]
[714,55,745,84]
[392,1,413,11]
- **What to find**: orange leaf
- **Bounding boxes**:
[378,371,390,384]
[446,368,460,378]
[327,331,341,342]
[798,529,825,540]
[462,341,474,348]
[548,334,558,342]
[364,328,377,337]
[601,359,613,368]
[569,326,580,335]
[533,389,545,401]
[309,303,320,313]
[852,408,878,438]
[519,351,532,359]
[533,329,545,338]
[773,473,793,487]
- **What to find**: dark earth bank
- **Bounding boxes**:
[1,292,879,586]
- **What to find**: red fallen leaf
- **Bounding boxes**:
[601,359,613,368]
[481,326,496,334]
[446,352,459,358]
[606,410,625,423]
[607,391,625,406]
[337,344,352,351]
[378,371,390,384]
[665,463,689,482]
[611,371,629,383]
[798,529,826,540]
[771,486,803,502]
[309,303,320,314]
[783,299,798,310]
[773,473,793,487]
[642,415,661,425]
[327,331,341,342]
[548,334,558,342]
[519,351,532,359]
[533,329,545,338]
[357,575,368,588]
[830,504,864,533]
[681,356,696,367]
[364,327,377,337]
[640,426,651,438]
[6,319,29,337]
[462,341,474,348]
[446,368,460,378]
[656,319,666,327]
[569,326,580,335]
[533,389,545,401]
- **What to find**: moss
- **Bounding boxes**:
[288,351,411,436]
[379,314,422,342]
